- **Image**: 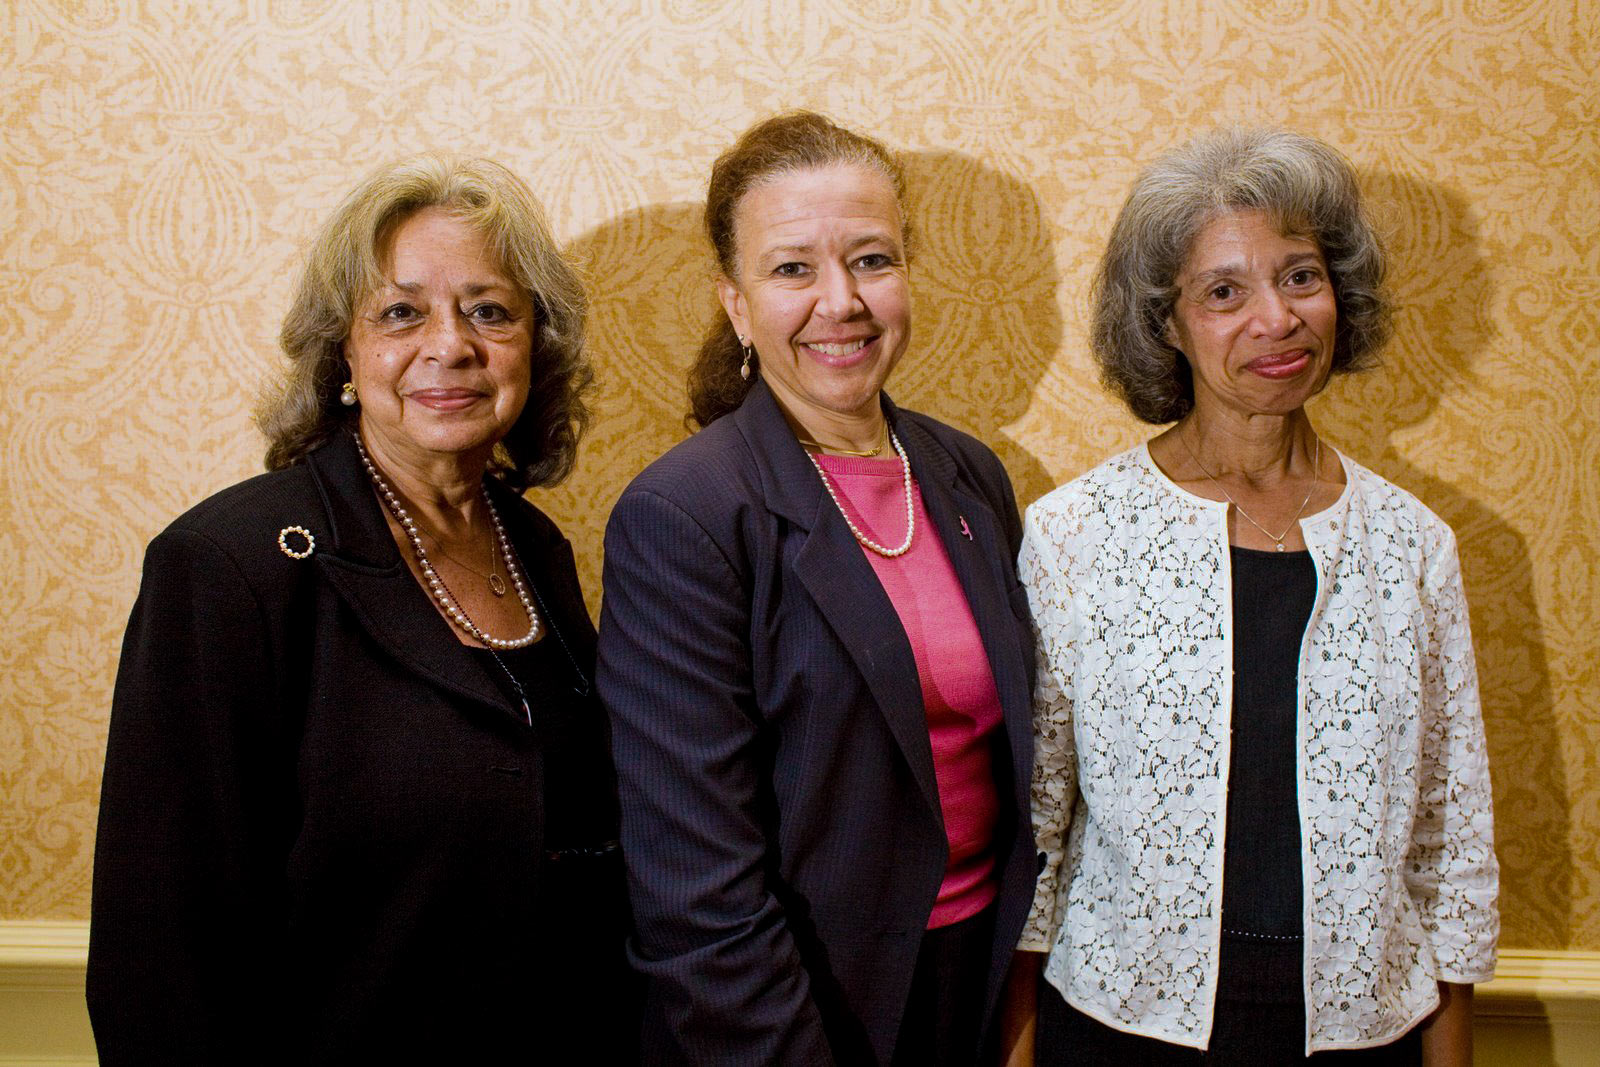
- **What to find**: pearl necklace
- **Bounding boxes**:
[1179,432,1322,552]
[807,428,915,557]
[352,433,541,648]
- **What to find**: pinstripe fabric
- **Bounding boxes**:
[598,381,1037,1065]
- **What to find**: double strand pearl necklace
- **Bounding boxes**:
[353,433,541,649]
[1179,431,1322,552]
[806,428,915,558]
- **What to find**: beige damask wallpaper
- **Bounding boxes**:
[0,2,1595,954]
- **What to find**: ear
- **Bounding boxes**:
[716,276,749,344]
[1162,314,1184,354]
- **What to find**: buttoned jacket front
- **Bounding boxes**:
[598,380,1038,1065]
[1018,444,1498,1053]
[88,433,629,1064]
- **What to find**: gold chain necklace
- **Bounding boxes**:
[1178,433,1322,552]
[795,423,886,458]
[412,518,507,597]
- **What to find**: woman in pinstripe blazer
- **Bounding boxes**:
[598,112,1038,1065]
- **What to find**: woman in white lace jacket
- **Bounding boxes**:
[1011,130,1497,1065]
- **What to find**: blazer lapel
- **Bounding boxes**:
[734,384,942,817]
[304,433,519,723]
[895,413,1034,771]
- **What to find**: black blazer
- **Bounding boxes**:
[598,381,1037,1065]
[88,433,631,1065]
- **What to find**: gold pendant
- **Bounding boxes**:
[489,573,507,597]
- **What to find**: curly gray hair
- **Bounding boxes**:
[1091,128,1391,424]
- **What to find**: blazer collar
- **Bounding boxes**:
[301,432,530,724]
[731,382,1009,818]
[730,380,959,529]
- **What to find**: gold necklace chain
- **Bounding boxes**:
[411,517,507,597]
[1178,432,1322,552]
[795,423,886,458]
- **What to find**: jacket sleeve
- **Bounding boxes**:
[597,487,833,1066]
[1015,504,1080,952]
[1405,525,1499,982]
[88,527,290,1064]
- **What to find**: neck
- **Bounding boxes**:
[357,423,491,537]
[770,396,887,456]
[1177,405,1317,481]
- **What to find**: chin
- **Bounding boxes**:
[413,426,504,458]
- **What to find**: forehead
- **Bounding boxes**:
[1179,208,1323,278]
[376,206,507,278]
[734,164,903,249]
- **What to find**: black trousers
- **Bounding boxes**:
[1036,935,1423,1065]
[891,906,997,1066]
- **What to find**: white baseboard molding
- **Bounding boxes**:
[1476,949,1600,1065]
[1,921,1596,1065]
[0,921,96,1066]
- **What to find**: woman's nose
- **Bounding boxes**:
[816,264,865,320]
[424,311,474,363]
[1249,288,1300,337]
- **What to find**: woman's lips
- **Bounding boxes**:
[800,337,876,368]
[1245,350,1312,379]
[406,388,485,411]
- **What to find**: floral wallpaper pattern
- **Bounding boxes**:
[0,1,1594,952]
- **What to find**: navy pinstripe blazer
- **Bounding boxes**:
[598,381,1037,1065]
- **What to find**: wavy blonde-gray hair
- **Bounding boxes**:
[256,155,590,489]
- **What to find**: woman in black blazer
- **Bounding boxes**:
[88,156,634,1063]
[598,112,1037,1065]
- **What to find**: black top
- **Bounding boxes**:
[1220,546,1317,939]
[470,636,616,854]
[88,434,636,1065]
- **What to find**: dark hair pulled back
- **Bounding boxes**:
[687,111,908,428]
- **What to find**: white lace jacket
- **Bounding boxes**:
[1018,444,1498,1053]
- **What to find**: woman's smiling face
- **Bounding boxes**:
[717,163,911,430]
[1167,208,1338,421]
[344,206,535,471]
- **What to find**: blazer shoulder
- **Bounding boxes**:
[614,417,763,518]
[149,464,328,581]
[898,409,1002,471]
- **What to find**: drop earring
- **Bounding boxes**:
[340,382,359,407]
[738,336,754,381]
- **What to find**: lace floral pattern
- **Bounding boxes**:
[1019,445,1498,1052]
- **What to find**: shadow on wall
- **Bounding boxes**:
[551,150,1060,607]
[894,150,1059,510]
[1316,171,1570,951]
[546,200,712,605]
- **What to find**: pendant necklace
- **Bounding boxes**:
[1179,432,1322,552]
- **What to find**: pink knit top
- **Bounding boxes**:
[813,451,1002,928]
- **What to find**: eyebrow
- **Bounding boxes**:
[1186,251,1323,287]
[757,233,897,262]
[382,280,514,296]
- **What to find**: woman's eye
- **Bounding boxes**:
[774,262,808,277]
[1286,268,1322,288]
[468,303,510,323]
[854,253,892,271]
[380,304,417,322]
[1209,284,1235,302]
